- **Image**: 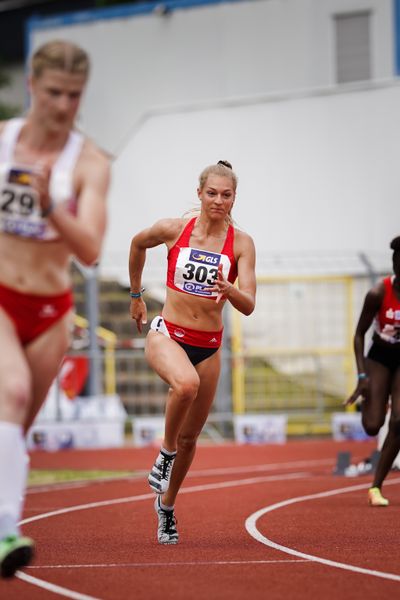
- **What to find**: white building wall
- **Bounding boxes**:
[27,0,398,283]
[28,0,394,155]
[99,81,400,284]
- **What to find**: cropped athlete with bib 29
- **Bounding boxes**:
[346,237,400,507]
[129,160,256,544]
[0,40,110,577]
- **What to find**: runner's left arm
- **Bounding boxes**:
[42,147,110,265]
[212,232,256,316]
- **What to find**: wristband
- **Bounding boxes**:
[41,203,54,218]
[130,287,146,298]
[357,372,367,380]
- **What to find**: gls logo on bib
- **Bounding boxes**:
[189,249,220,265]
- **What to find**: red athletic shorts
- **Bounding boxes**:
[150,315,222,366]
[0,282,73,346]
[163,317,222,348]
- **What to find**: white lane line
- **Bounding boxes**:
[17,471,310,598]
[245,477,400,582]
[27,480,127,495]
[186,458,333,477]
[16,571,101,600]
[27,559,309,569]
[20,472,308,526]
[26,457,334,495]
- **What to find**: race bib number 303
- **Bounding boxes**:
[174,247,231,297]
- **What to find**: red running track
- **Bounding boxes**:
[1,438,400,600]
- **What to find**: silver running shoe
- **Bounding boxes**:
[154,495,179,545]
[148,449,176,494]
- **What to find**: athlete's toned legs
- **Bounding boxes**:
[372,367,400,490]
[0,310,33,574]
[0,310,32,425]
[162,349,221,507]
[145,331,200,452]
[361,358,390,438]
[23,311,72,434]
[0,309,72,576]
[146,334,221,543]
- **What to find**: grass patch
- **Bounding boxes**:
[28,469,133,487]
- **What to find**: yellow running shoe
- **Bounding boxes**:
[368,487,389,507]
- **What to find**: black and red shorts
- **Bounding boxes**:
[150,315,222,366]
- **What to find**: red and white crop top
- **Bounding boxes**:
[0,118,84,241]
[167,217,238,299]
[374,276,400,344]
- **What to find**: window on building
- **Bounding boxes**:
[334,12,371,83]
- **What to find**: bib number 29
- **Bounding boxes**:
[1,188,36,216]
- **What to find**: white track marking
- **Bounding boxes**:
[20,472,308,526]
[186,458,333,477]
[16,571,101,600]
[19,464,384,598]
[28,482,91,494]
[27,559,309,569]
[17,470,310,598]
[26,457,333,495]
[245,477,400,582]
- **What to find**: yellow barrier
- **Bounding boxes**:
[73,314,117,395]
[230,274,357,416]
[231,306,245,414]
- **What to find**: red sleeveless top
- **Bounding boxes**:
[167,217,237,299]
[374,276,400,343]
